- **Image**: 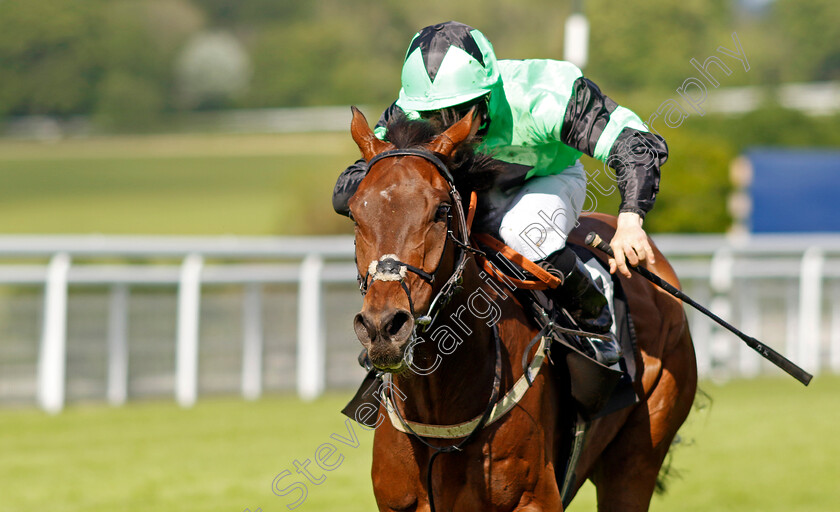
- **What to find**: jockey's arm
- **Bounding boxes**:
[332,102,402,217]
[559,77,668,277]
[332,159,368,217]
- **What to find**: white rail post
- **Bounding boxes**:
[738,281,762,377]
[297,254,325,401]
[37,252,71,414]
[786,280,800,363]
[176,253,203,408]
[241,283,263,401]
[830,285,840,373]
[798,247,824,375]
[689,281,714,379]
[107,284,130,406]
[710,247,734,378]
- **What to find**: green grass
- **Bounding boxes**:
[572,375,840,511]
[0,133,360,235]
[0,132,637,237]
[0,394,377,512]
[1,376,838,511]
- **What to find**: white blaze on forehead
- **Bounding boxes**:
[379,184,397,201]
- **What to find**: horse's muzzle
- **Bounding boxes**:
[353,307,414,370]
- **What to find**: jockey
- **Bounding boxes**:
[333,21,668,365]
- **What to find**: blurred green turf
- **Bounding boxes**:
[573,375,840,511]
[0,394,377,512]
[0,376,837,512]
[0,133,360,235]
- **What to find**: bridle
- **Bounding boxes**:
[355,147,497,512]
[352,146,559,512]
[356,147,479,332]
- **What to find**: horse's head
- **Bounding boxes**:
[348,106,479,371]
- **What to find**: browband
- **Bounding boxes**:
[368,148,455,184]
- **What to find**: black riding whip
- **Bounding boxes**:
[585,232,812,386]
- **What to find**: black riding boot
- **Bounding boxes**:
[541,247,622,366]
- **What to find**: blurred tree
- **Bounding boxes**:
[686,103,840,149]
[94,72,166,129]
[241,0,577,108]
[1,0,838,134]
[644,129,734,233]
[392,0,570,60]
[772,0,840,81]
[0,0,104,116]
[175,31,251,110]
[190,0,314,27]
[94,0,204,128]
[584,0,733,93]
[246,18,397,108]
[581,127,734,234]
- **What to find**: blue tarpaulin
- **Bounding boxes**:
[747,148,840,233]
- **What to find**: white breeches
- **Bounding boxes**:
[497,162,587,262]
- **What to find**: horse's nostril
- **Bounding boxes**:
[354,313,375,343]
[356,309,413,345]
[386,310,413,338]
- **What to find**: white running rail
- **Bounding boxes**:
[0,233,839,413]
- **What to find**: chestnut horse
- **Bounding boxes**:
[347,106,697,511]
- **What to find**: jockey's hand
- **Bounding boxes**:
[609,211,655,278]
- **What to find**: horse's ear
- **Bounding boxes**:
[427,106,480,157]
[350,106,389,161]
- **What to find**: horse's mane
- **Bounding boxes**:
[384,111,504,195]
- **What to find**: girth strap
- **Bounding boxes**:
[383,334,549,439]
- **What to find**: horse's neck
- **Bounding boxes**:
[393,262,509,425]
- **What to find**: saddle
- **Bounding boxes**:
[474,237,642,419]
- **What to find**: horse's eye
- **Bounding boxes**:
[435,204,451,222]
